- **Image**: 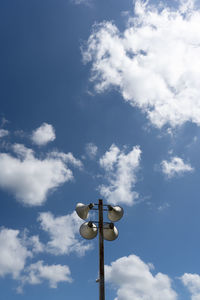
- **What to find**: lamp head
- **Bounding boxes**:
[103,223,118,241]
[79,222,98,240]
[108,205,124,222]
[75,202,94,220]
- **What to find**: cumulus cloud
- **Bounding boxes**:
[161,156,194,178]
[23,234,44,254]
[105,254,177,300]
[38,211,91,256]
[49,151,83,168]
[31,123,56,146]
[0,129,9,138]
[0,228,31,279]
[85,142,98,158]
[0,225,82,292]
[181,273,200,300]
[23,261,72,288]
[83,0,200,128]
[99,144,141,206]
[0,144,82,206]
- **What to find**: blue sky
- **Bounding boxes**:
[1,0,200,299]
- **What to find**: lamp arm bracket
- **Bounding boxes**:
[89,221,115,228]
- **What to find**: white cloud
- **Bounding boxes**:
[31,123,56,146]
[0,144,82,206]
[85,142,98,158]
[161,156,194,178]
[179,0,195,13]
[0,225,78,292]
[23,261,72,288]
[72,0,91,5]
[83,0,200,128]
[49,151,83,168]
[158,202,170,212]
[181,273,200,300]
[105,254,177,300]
[24,235,44,254]
[0,129,9,138]
[38,211,92,256]
[100,144,120,171]
[99,144,141,206]
[0,228,31,279]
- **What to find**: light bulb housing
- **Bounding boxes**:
[80,222,98,240]
[108,205,124,222]
[75,203,94,220]
[103,223,118,241]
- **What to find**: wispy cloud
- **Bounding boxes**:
[85,142,98,159]
[72,0,92,6]
[0,129,9,138]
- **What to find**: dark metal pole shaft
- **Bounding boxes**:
[98,199,105,300]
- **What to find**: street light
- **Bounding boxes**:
[75,199,124,300]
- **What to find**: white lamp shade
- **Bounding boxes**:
[76,203,90,220]
[80,222,98,240]
[103,223,118,241]
[108,205,124,222]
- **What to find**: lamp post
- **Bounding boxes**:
[75,199,124,300]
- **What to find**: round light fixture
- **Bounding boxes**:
[75,202,94,220]
[108,205,124,222]
[103,223,118,241]
[80,221,98,239]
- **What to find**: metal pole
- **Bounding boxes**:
[98,199,105,300]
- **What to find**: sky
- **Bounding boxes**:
[1,0,200,299]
